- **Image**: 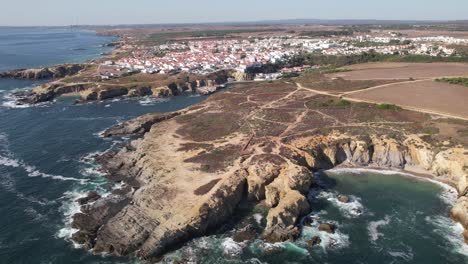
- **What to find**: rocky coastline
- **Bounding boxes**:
[69,80,468,261]
[3,66,231,105]
[0,64,87,80]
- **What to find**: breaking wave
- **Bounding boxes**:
[222,238,244,257]
[56,190,86,246]
[0,154,86,183]
[138,96,169,106]
[300,219,350,250]
[0,88,50,109]
[426,215,468,257]
[317,191,364,218]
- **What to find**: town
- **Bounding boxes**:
[102,32,468,81]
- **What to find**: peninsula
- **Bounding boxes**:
[71,76,468,260]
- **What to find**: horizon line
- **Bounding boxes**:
[1,18,468,28]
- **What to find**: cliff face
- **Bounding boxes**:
[0,64,86,80]
[13,71,230,105]
[70,81,468,260]
[73,128,468,259]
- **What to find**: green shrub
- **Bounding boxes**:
[376,103,402,110]
[436,77,468,87]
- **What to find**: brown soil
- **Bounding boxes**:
[330,63,468,80]
[348,80,468,119]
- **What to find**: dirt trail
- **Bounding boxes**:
[296,81,468,121]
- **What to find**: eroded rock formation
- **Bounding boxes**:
[0,64,86,79]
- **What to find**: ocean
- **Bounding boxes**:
[0,28,467,264]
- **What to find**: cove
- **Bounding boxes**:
[157,170,468,264]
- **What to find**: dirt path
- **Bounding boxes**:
[296,81,468,121]
[341,79,429,96]
[343,96,468,121]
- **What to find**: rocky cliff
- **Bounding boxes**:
[70,80,468,260]
[12,70,231,105]
[0,64,86,80]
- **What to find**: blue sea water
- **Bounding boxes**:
[0,27,114,71]
[0,28,207,264]
[0,28,467,264]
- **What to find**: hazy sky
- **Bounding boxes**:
[1,0,467,26]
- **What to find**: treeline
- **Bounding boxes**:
[144,29,282,44]
[351,39,412,47]
[299,30,354,38]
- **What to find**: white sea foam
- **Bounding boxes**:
[56,190,87,245]
[256,241,286,254]
[317,191,364,218]
[299,214,350,251]
[80,150,105,164]
[1,101,32,108]
[112,181,125,190]
[138,96,169,106]
[0,155,20,167]
[80,166,105,177]
[1,89,50,108]
[24,164,87,183]
[388,248,414,262]
[253,213,263,225]
[222,238,244,257]
[426,215,468,257]
[301,225,350,250]
[0,153,87,183]
[368,215,391,242]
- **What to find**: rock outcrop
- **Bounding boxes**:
[0,64,86,79]
[102,111,182,137]
[451,197,468,243]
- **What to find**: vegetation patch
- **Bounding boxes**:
[307,99,352,108]
[185,144,242,172]
[420,127,440,135]
[299,30,353,38]
[376,103,402,110]
[176,112,242,141]
[436,77,468,87]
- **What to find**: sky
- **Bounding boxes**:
[1,0,467,26]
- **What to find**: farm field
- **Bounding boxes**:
[347,79,468,119]
[329,62,468,80]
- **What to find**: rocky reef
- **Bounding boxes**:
[71,80,468,260]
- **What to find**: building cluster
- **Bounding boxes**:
[107,34,467,78]
[115,38,300,75]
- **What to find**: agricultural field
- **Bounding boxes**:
[329,62,468,80]
[347,79,468,119]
